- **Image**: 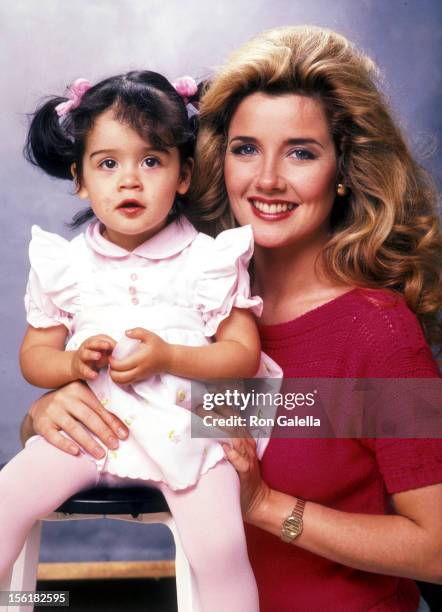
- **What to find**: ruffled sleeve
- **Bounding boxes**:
[24,226,80,330]
[194,225,263,337]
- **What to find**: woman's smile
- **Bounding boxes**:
[249,196,298,220]
[224,92,338,250]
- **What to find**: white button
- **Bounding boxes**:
[131,273,138,281]
[131,297,139,305]
[129,286,137,295]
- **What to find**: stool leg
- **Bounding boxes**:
[7,521,42,612]
[164,516,202,612]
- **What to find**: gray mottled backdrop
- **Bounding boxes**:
[1,0,441,563]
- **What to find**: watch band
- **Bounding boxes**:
[280,497,306,543]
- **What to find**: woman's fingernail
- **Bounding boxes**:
[117,427,128,439]
[94,446,105,458]
[69,445,79,455]
[108,436,119,449]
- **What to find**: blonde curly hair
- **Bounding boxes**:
[188,25,441,348]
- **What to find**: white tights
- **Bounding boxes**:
[0,438,259,611]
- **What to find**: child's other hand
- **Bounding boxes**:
[71,334,116,381]
[108,328,172,384]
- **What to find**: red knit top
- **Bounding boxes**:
[246,288,442,611]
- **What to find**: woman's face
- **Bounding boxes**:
[224,92,338,250]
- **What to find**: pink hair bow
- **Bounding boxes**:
[172,76,198,105]
[55,78,92,117]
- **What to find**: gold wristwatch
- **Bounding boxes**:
[280,498,306,543]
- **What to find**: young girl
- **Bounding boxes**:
[0,70,280,611]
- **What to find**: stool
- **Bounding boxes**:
[4,480,201,612]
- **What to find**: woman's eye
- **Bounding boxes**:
[290,149,315,161]
[99,159,117,169]
[232,144,258,156]
[142,157,160,168]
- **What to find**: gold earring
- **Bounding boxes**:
[336,183,348,197]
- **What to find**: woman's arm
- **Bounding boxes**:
[20,382,129,458]
[108,308,261,384]
[224,442,442,584]
[20,325,115,388]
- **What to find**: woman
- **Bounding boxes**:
[21,26,442,611]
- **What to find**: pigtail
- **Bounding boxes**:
[24,97,75,180]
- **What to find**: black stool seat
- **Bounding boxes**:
[56,486,170,516]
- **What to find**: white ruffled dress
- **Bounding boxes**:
[25,217,281,490]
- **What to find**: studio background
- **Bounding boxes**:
[1,0,441,563]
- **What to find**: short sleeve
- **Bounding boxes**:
[24,226,80,330]
[369,438,442,494]
[194,225,263,337]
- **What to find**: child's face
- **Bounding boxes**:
[76,109,192,250]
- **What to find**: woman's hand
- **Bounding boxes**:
[71,334,116,381]
[108,328,172,384]
[23,381,128,458]
[222,438,272,524]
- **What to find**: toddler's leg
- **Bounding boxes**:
[160,460,259,612]
[0,437,98,583]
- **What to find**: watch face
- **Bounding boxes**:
[286,516,301,530]
[282,516,303,540]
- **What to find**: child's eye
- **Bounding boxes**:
[142,157,160,168]
[231,144,258,156]
[289,149,316,161]
[99,159,117,169]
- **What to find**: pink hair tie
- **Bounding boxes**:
[172,76,198,105]
[55,78,92,117]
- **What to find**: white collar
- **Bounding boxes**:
[84,216,198,260]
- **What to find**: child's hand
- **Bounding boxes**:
[71,334,116,381]
[108,328,172,384]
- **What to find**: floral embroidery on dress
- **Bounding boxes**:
[96,392,110,408]
[168,430,181,444]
